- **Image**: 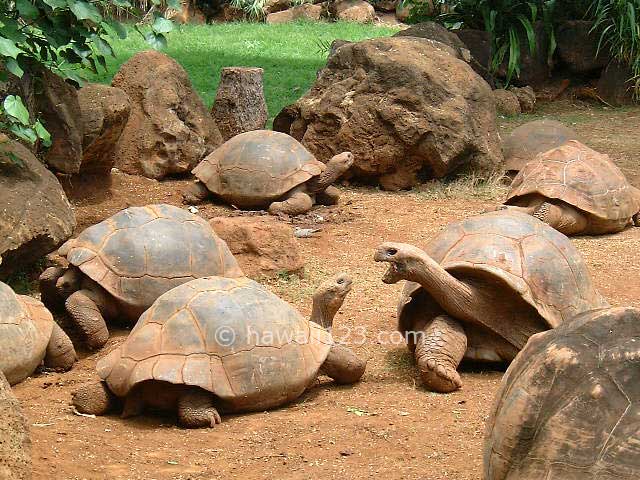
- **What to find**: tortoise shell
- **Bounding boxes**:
[96,276,333,412]
[503,119,580,172]
[61,204,242,314]
[0,281,54,385]
[484,306,640,479]
[399,210,608,351]
[192,130,324,208]
[507,140,640,222]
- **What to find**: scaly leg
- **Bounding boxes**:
[39,267,67,311]
[65,289,110,350]
[268,190,313,216]
[315,185,341,206]
[182,181,210,204]
[44,322,77,371]
[177,388,222,428]
[415,315,467,393]
[319,343,366,384]
[533,201,588,235]
[72,382,119,415]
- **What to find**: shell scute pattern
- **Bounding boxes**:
[64,205,242,309]
[97,277,332,408]
[508,141,640,221]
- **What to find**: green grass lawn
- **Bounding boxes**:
[92,22,398,123]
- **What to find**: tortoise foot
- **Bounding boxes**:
[417,359,463,393]
[178,388,222,428]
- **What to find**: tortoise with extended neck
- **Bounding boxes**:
[374,210,608,393]
[72,274,366,427]
[183,130,353,216]
[502,140,640,235]
[39,204,242,350]
[485,306,640,479]
[0,280,76,385]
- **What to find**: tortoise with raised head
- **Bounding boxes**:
[72,274,366,428]
[0,281,76,385]
[183,130,353,216]
[39,204,242,350]
[374,210,608,393]
[485,306,640,479]
[503,140,640,235]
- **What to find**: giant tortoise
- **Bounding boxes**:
[503,140,640,235]
[72,274,366,427]
[0,281,76,385]
[183,130,353,216]
[485,306,640,479]
[374,210,608,393]
[39,204,242,350]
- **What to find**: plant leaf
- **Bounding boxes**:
[33,120,51,147]
[4,96,31,125]
[152,16,174,34]
[9,124,38,144]
[5,58,24,78]
[0,37,23,59]
[16,0,40,19]
[69,1,103,23]
[144,31,167,50]
[42,0,67,9]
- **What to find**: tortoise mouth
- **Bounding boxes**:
[382,263,402,284]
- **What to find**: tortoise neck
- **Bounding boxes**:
[310,292,341,330]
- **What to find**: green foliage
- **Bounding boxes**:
[410,0,640,96]
[0,0,176,146]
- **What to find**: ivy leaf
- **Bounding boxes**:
[5,58,24,78]
[34,120,51,147]
[167,0,182,9]
[16,0,40,19]
[0,37,23,59]
[4,96,31,125]
[111,0,132,6]
[105,21,128,40]
[152,17,174,34]
[144,32,167,50]
[69,1,103,23]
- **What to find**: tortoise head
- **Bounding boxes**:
[374,242,429,284]
[311,273,353,330]
[327,152,354,175]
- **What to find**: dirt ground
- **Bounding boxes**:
[13,100,640,480]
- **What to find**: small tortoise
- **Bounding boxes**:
[0,281,76,385]
[72,274,366,427]
[485,306,640,479]
[503,119,580,174]
[503,140,640,235]
[374,210,608,393]
[183,130,353,215]
[39,204,242,350]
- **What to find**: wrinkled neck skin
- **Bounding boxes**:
[308,159,348,193]
[310,292,343,330]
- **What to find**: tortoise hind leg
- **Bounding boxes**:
[72,381,119,415]
[44,322,77,371]
[182,181,210,204]
[319,343,366,384]
[533,201,588,235]
[177,388,222,428]
[268,189,313,216]
[65,289,111,350]
[415,315,467,393]
[633,212,640,227]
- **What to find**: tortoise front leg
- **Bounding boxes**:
[633,211,640,227]
[177,388,222,428]
[39,266,67,311]
[315,185,341,206]
[65,288,111,350]
[182,181,210,204]
[319,343,366,384]
[415,315,467,393]
[533,201,588,235]
[72,381,119,415]
[268,189,313,216]
[44,322,77,371]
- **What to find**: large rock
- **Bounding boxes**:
[503,120,580,173]
[455,29,493,84]
[508,86,536,113]
[112,51,222,179]
[372,0,397,12]
[395,0,432,22]
[266,3,324,23]
[78,84,131,175]
[329,0,375,22]
[597,62,637,106]
[393,22,468,53]
[210,216,304,278]
[0,368,31,480]
[274,37,502,191]
[211,67,268,141]
[38,70,83,174]
[0,136,75,278]
[556,20,610,73]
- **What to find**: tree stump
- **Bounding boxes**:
[211,67,268,141]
